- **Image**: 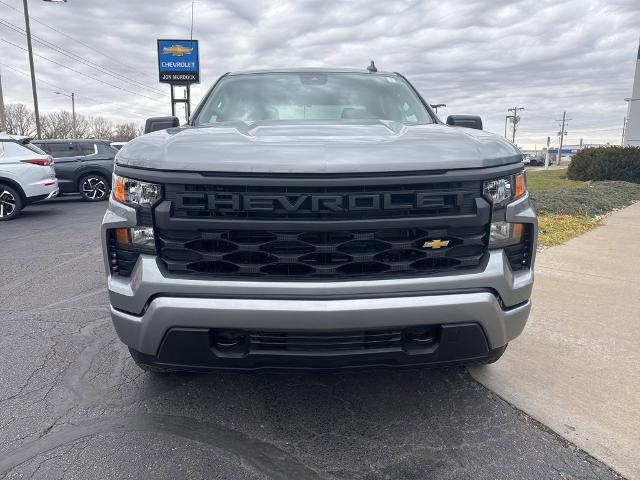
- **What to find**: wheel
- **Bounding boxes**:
[79,174,110,202]
[468,345,507,366]
[129,348,176,373]
[0,184,23,221]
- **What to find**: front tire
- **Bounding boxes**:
[79,174,110,202]
[0,184,23,221]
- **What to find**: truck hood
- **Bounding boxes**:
[116,121,522,174]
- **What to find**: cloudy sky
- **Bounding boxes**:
[1,0,638,148]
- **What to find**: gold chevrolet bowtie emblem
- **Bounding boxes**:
[162,45,194,56]
[423,239,450,249]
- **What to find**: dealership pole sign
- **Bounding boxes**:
[157,39,199,84]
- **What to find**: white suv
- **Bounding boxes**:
[0,134,59,221]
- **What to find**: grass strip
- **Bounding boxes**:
[526,169,586,191]
[537,214,600,247]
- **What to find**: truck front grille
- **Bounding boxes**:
[157,226,488,279]
[154,175,490,280]
[164,180,481,220]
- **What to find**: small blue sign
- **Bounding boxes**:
[157,39,199,84]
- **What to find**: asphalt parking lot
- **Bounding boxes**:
[0,196,622,479]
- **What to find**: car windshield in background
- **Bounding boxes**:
[194,72,434,126]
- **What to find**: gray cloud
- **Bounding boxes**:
[0,0,638,146]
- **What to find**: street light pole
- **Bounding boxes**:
[71,92,76,137]
[23,0,42,139]
[54,91,76,137]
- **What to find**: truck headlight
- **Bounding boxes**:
[484,172,527,249]
[108,226,156,276]
[489,221,524,248]
[483,172,526,207]
[112,174,161,207]
[114,226,156,252]
[108,175,160,275]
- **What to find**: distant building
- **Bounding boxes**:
[547,144,606,162]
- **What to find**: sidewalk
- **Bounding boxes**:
[471,202,640,479]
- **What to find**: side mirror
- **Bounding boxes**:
[144,116,180,134]
[446,115,483,130]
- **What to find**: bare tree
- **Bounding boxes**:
[42,110,73,139]
[5,103,36,136]
[74,114,91,139]
[90,116,114,139]
[42,111,92,139]
[112,122,142,142]
[4,103,142,140]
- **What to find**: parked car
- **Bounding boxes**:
[522,154,543,167]
[102,67,537,372]
[33,139,116,201]
[0,134,59,221]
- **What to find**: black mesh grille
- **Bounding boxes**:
[164,180,481,220]
[157,226,488,279]
[248,329,404,353]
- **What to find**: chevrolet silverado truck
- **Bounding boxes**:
[102,67,537,372]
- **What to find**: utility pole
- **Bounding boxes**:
[0,68,5,132]
[622,117,627,146]
[556,111,571,166]
[544,136,550,169]
[506,107,525,144]
[23,0,42,139]
[430,103,446,114]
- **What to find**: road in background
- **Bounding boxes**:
[0,196,623,479]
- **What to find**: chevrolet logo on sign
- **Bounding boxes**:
[162,44,194,56]
[423,239,450,249]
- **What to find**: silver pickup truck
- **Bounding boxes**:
[101,67,537,372]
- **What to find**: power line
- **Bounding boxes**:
[0,18,164,95]
[0,61,150,119]
[0,0,157,83]
[0,37,164,103]
[1,61,101,104]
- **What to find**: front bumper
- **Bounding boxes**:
[103,193,536,369]
[113,291,530,364]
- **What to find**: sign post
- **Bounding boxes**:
[157,39,200,122]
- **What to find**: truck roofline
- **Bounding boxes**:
[226,67,398,76]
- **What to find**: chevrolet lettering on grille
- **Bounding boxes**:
[174,192,464,213]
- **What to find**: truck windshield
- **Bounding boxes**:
[194,72,433,126]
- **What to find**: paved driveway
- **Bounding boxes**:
[0,197,622,479]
